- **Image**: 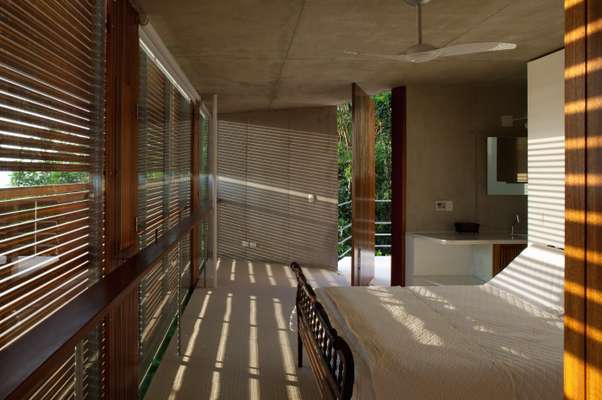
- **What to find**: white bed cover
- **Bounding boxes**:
[316,244,564,400]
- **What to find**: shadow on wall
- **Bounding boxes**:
[217,117,338,269]
[527,136,565,248]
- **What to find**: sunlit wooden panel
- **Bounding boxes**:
[136,43,193,384]
[0,0,105,398]
[351,83,376,286]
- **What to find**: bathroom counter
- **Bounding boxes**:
[412,232,528,246]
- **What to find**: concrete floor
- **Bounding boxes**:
[145,259,347,400]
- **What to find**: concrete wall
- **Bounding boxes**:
[527,50,565,248]
[218,107,338,269]
[406,84,527,233]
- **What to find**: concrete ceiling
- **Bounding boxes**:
[137,0,564,113]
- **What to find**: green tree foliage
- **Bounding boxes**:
[10,171,88,187]
[337,91,392,257]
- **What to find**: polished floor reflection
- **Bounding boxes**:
[146,259,346,399]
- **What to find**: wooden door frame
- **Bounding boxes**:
[564,0,602,398]
[104,0,140,397]
[391,87,407,287]
[351,83,376,286]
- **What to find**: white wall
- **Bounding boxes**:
[527,50,565,248]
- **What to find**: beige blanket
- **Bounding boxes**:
[317,284,563,400]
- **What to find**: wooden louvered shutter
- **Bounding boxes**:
[172,91,192,293]
[198,111,210,270]
[0,0,105,398]
[137,47,167,249]
[138,47,171,379]
[0,0,105,348]
[137,45,193,381]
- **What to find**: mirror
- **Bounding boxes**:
[487,137,528,195]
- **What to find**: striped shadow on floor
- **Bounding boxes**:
[145,258,347,399]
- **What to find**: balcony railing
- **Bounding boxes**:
[337,199,391,260]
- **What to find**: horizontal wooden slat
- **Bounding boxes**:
[2,40,93,94]
[3,2,93,58]
[26,354,75,400]
[0,1,103,399]
[0,162,91,172]
[0,55,93,103]
[0,87,91,126]
[136,48,194,380]
[1,20,93,79]
[0,191,92,381]
[0,104,91,137]
[0,212,205,399]
[0,148,90,165]
[0,183,88,199]
[0,139,89,167]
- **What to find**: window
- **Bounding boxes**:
[137,42,193,381]
[0,1,105,398]
[0,0,105,350]
[199,109,210,271]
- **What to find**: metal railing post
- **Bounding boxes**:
[337,199,392,260]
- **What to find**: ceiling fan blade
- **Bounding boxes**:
[343,50,411,62]
[437,42,517,58]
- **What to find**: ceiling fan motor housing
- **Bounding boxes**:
[404,0,431,6]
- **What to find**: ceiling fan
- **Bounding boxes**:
[345,0,517,63]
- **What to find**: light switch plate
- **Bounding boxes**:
[242,240,249,247]
[249,242,257,249]
[435,200,453,212]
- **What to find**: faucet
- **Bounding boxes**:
[511,214,520,236]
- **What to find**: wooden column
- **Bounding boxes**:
[564,0,602,398]
[104,0,140,397]
[191,102,201,287]
[351,83,376,286]
[585,0,602,395]
[391,87,407,287]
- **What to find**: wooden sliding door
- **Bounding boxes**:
[564,0,602,398]
[351,83,376,286]
[391,87,407,287]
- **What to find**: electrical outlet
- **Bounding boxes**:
[435,200,453,212]
[242,240,249,247]
[249,242,257,249]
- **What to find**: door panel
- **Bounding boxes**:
[351,83,376,286]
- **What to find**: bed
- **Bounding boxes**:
[293,243,564,400]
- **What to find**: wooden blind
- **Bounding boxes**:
[172,91,191,292]
[0,0,105,349]
[137,45,193,380]
[217,116,338,268]
[137,48,167,249]
[198,111,210,271]
[0,1,105,398]
[25,325,103,400]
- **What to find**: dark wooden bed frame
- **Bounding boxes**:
[291,262,354,400]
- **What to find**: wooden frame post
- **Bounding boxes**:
[391,87,407,287]
[104,0,140,397]
[191,102,201,287]
[564,0,602,397]
[351,83,376,286]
